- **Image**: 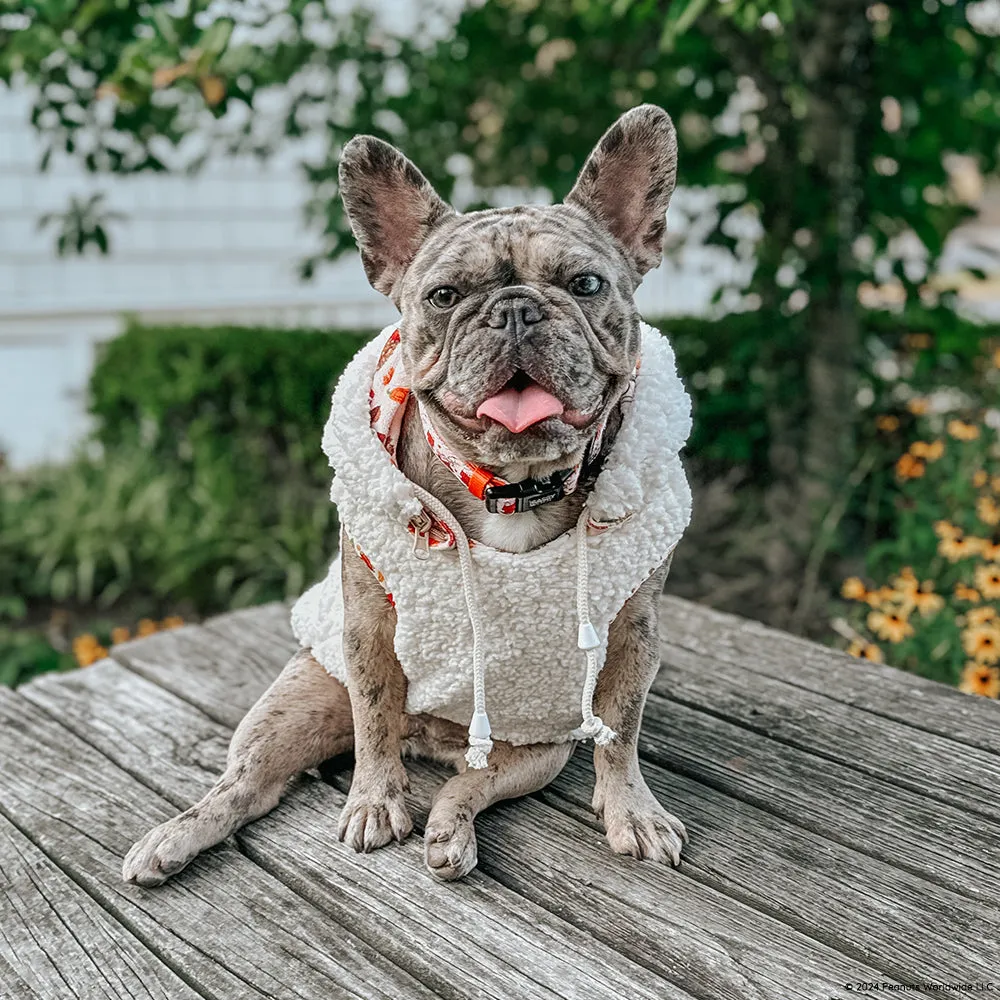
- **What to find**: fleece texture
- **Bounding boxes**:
[291,321,692,746]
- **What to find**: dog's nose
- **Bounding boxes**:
[486,296,544,334]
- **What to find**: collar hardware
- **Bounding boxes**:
[483,470,571,514]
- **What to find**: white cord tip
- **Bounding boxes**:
[577,622,600,650]
[468,710,491,739]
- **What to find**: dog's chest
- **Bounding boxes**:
[476,510,563,552]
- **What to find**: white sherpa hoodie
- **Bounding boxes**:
[291,321,692,764]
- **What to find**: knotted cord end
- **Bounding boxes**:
[465,735,494,769]
[572,715,617,746]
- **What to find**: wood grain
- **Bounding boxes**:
[0,687,433,1000]
[638,693,1000,900]
[23,660,694,1000]
[0,809,200,1000]
[106,622,899,1000]
[660,595,1000,755]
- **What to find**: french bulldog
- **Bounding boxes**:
[123,103,687,885]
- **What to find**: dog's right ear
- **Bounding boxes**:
[339,136,453,298]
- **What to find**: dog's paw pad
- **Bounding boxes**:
[605,806,687,866]
[337,789,413,853]
[424,819,478,880]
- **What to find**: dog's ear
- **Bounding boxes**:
[566,105,677,276]
[339,136,453,297]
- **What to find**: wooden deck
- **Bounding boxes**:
[2,597,998,1000]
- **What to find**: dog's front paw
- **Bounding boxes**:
[123,813,211,886]
[424,813,478,881]
[601,795,688,866]
[337,779,413,853]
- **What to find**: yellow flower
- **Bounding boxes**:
[974,470,989,488]
[891,567,918,595]
[955,583,982,603]
[841,577,869,601]
[110,626,130,645]
[72,634,100,666]
[978,496,1000,526]
[980,539,1000,561]
[934,520,961,540]
[975,564,1000,600]
[847,640,884,663]
[867,609,915,643]
[991,476,1000,494]
[864,585,899,608]
[875,414,900,432]
[939,531,982,562]
[963,624,1000,664]
[948,419,980,441]
[967,605,996,625]
[959,661,1000,698]
[912,584,944,617]
[907,397,930,415]
[909,440,943,461]
[136,618,159,637]
[993,347,1000,370]
[160,615,185,630]
[895,453,926,479]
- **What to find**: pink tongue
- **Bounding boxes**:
[476,382,565,433]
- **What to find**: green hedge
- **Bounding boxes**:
[90,321,371,470]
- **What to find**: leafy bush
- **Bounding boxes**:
[0,323,370,684]
[90,321,369,468]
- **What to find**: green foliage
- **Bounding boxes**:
[89,321,368,466]
[36,192,124,257]
[0,323,368,623]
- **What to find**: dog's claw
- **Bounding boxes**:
[602,801,688,866]
[337,786,413,853]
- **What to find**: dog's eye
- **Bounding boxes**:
[428,286,461,309]
[568,274,603,297]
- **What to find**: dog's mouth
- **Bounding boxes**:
[439,371,599,437]
[475,370,565,434]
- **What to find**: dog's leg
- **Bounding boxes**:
[424,740,574,880]
[592,558,688,865]
[123,649,352,886]
[336,537,414,853]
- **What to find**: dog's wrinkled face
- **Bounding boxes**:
[339,105,677,467]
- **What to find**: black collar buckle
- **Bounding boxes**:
[484,470,570,514]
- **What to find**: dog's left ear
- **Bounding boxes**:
[566,105,678,276]
[339,136,454,298]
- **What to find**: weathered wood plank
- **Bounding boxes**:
[23,662,693,1000]
[0,687,435,1000]
[392,763,900,1000]
[639,693,1000,901]
[104,619,902,1000]
[0,952,48,1000]
[112,610,293,729]
[0,807,200,1000]
[661,596,1000,755]
[540,752,999,983]
[652,642,1000,821]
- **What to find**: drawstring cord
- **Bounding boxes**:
[571,510,617,746]
[404,491,616,768]
[409,483,494,769]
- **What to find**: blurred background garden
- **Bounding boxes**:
[2,0,1000,697]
